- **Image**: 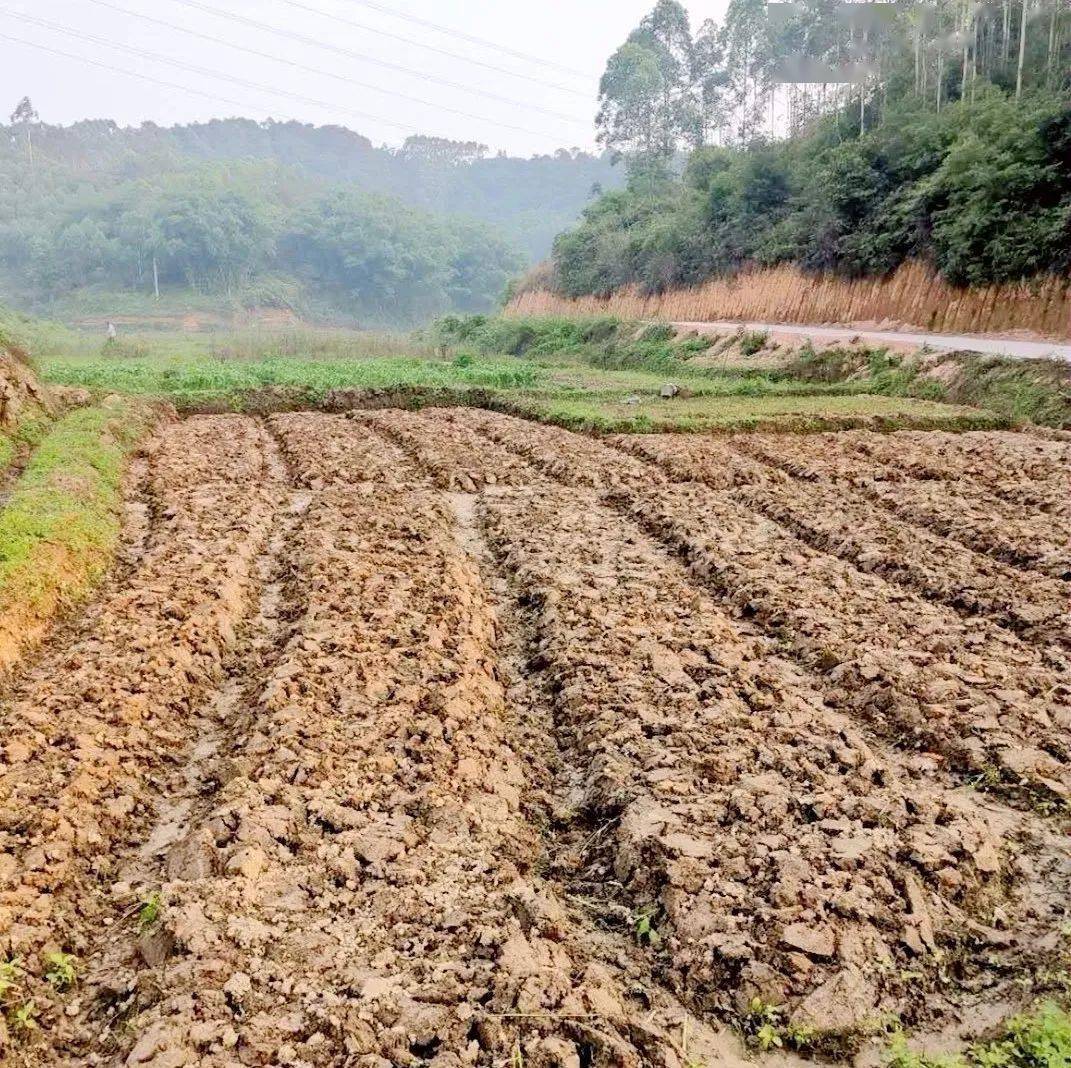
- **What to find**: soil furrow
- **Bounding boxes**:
[735,480,1071,651]
[449,408,666,490]
[480,484,1025,1038]
[609,433,782,489]
[46,418,310,1064]
[455,420,1068,655]
[269,411,423,488]
[2,410,1064,1065]
[0,416,285,1041]
[862,481,1071,581]
[730,436,1071,580]
[102,481,675,1066]
[831,430,1071,512]
[728,430,1070,486]
[349,408,542,490]
[613,481,1071,803]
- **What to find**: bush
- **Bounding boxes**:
[739,330,769,357]
[550,88,1071,297]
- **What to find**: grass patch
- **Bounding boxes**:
[0,399,155,672]
[786,344,1071,427]
[510,392,1007,434]
[29,317,1011,432]
[888,1003,1071,1068]
[40,354,543,409]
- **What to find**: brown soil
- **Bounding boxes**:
[0,411,1067,1066]
[0,348,54,432]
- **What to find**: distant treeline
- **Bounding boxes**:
[549,0,1071,300]
[0,117,620,323]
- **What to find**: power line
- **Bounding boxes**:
[167,0,584,121]
[0,30,276,116]
[0,8,572,143]
[82,0,589,131]
[271,0,587,97]
[342,0,592,81]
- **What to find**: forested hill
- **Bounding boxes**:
[4,119,618,262]
[546,0,1071,304]
[0,116,619,325]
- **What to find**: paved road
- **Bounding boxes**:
[674,320,1071,362]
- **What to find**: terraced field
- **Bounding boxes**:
[0,410,1068,1066]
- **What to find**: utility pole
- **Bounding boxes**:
[152,254,160,300]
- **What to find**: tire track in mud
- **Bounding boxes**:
[479,484,1027,1037]
[729,435,1071,581]
[0,416,287,1055]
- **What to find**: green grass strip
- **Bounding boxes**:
[887,1002,1071,1068]
[0,399,154,671]
[40,355,544,405]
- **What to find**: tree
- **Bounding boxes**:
[9,96,39,166]
[10,97,38,125]
[720,0,772,144]
[597,41,670,161]
[397,136,488,167]
[596,1,728,165]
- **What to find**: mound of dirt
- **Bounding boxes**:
[0,345,53,429]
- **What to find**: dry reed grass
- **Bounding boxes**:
[509,261,1071,340]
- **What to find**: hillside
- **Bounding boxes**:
[541,0,1071,326]
[0,117,621,327]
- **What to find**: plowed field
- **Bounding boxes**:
[1,411,1068,1066]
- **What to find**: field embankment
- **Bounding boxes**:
[0,399,160,673]
[508,261,1071,342]
[0,325,162,673]
[431,314,1071,429]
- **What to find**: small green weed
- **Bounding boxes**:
[886,1003,1071,1068]
[43,951,77,991]
[138,891,163,931]
[9,999,38,1034]
[633,908,661,947]
[0,956,23,999]
[739,330,770,357]
[740,997,823,1054]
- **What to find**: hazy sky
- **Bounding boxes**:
[0,0,728,156]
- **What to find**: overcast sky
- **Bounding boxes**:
[0,0,729,157]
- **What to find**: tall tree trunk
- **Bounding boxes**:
[961,0,971,99]
[1016,0,1030,98]
[1048,0,1058,83]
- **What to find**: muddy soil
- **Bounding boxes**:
[731,435,1071,579]
[0,410,1067,1067]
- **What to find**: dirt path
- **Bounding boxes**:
[0,410,1067,1066]
[672,320,1071,363]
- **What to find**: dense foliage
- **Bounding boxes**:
[0,119,619,324]
[553,0,1071,296]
